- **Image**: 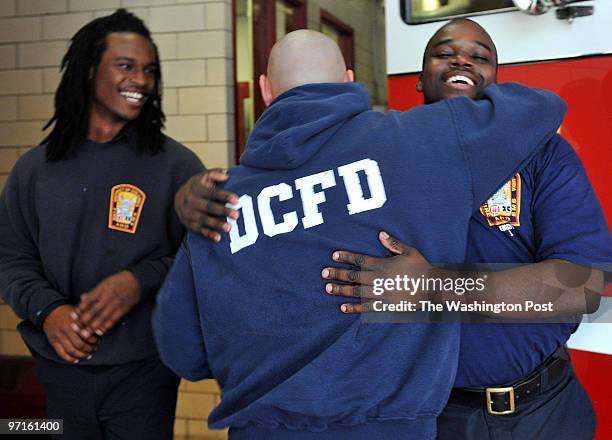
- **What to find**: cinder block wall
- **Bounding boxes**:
[0,1,233,439]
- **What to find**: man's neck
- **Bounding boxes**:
[88,111,127,143]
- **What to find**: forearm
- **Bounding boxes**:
[430,260,602,319]
[0,267,69,326]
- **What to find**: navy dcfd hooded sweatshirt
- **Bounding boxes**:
[154,82,565,439]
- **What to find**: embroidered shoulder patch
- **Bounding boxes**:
[479,173,521,227]
[108,184,146,233]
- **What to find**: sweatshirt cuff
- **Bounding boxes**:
[34,298,71,329]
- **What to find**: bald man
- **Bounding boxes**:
[154,30,565,439]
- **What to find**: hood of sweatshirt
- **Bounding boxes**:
[240,82,370,170]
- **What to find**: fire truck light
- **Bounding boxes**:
[513,0,534,10]
[512,0,594,20]
[512,0,555,15]
[421,0,441,12]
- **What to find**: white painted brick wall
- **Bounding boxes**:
[18,41,66,68]
[178,30,229,58]
[0,16,42,42]
[163,87,179,115]
[0,97,18,121]
[42,67,61,93]
[94,7,149,22]
[205,2,231,31]
[207,113,233,142]
[42,12,93,40]
[69,0,119,12]
[0,148,19,173]
[0,121,47,146]
[154,33,178,60]
[0,303,21,330]
[0,1,16,18]
[17,0,68,16]
[0,44,17,69]
[0,69,43,95]
[18,94,54,120]
[163,59,207,87]
[184,141,232,169]
[178,0,232,4]
[123,0,175,7]
[179,86,229,114]
[206,58,232,85]
[165,115,207,142]
[149,4,206,33]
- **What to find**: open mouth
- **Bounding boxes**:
[444,75,475,87]
[120,91,146,104]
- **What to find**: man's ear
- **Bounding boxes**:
[416,74,423,92]
[343,69,355,83]
[259,74,273,107]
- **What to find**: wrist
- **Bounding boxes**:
[37,301,71,329]
[121,269,142,302]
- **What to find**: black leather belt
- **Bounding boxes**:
[449,346,570,415]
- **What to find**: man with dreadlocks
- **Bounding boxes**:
[0,9,203,439]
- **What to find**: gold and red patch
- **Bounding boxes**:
[108,184,146,233]
[480,173,521,227]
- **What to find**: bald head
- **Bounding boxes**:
[259,30,353,105]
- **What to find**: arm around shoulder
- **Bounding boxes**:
[447,83,568,209]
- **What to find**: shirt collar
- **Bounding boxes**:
[108,122,139,148]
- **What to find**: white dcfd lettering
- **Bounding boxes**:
[227,158,387,253]
[295,170,336,229]
[338,159,387,215]
[258,183,298,237]
[228,195,259,254]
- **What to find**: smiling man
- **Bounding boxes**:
[418,18,497,103]
[320,18,611,440]
[425,21,608,440]
[0,9,203,439]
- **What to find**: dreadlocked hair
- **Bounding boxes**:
[43,9,165,161]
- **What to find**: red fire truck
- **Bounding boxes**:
[385,0,611,437]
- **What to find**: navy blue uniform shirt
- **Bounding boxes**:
[456,134,612,387]
[0,129,204,366]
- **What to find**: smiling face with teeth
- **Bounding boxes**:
[89,32,158,140]
[417,19,497,104]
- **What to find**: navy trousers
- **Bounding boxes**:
[34,356,180,440]
[437,366,596,440]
